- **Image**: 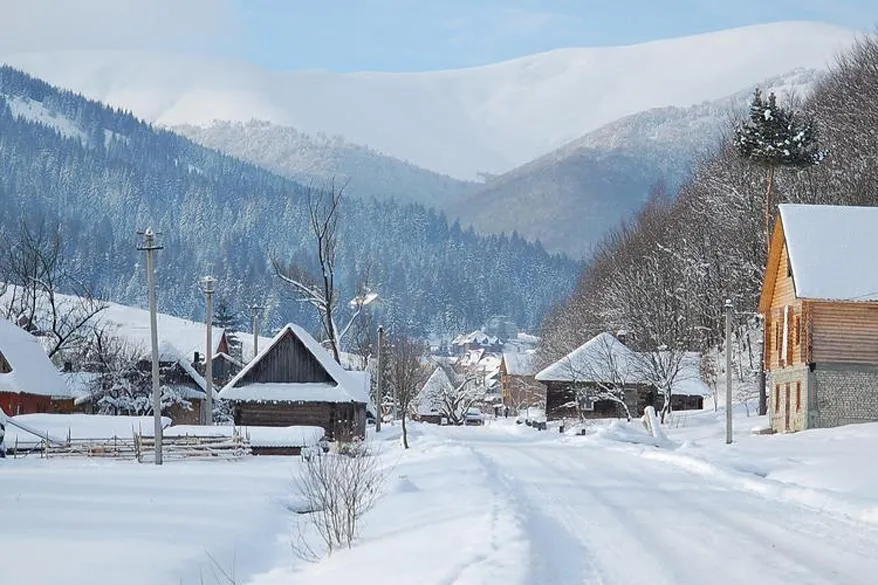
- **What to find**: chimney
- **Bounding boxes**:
[193,351,201,364]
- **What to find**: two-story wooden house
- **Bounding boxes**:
[760,204,878,432]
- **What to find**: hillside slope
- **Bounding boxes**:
[174,120,476,207]
[0,22,854,179]
[449,68,822,258]
[0,66,576,334]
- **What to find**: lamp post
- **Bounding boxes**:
[137,227,163,465]
[199,276,216,425]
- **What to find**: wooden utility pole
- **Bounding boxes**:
[137,227,163,465]
[375,326,384,432]
[249,304,263,360]
[200,276,215,425]
[725,299,733,445]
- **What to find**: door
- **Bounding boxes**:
[784,384,791,431]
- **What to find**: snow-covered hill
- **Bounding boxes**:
[174,120,476,207]
[449,68,824,257]
[0,22,855,179]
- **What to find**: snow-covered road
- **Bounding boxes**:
[454,426,878,585]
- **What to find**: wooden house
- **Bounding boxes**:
[218,324,367,441]
[536,333,707,420]
[0,319,66,416]
[760,204,878,432]
[499,351,544,414]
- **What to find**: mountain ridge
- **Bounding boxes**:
[0,21,855,179]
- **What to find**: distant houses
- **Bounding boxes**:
[760,204,878,432]
[218,324,368,441]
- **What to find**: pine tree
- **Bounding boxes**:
[735,89,825,245]
[212,298,243,361]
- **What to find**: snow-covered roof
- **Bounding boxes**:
[416,367,453,416]
[536,333,643,384]
[779,204,878,302]
[58,371,101,400]
[218,323,367,404]
[536,333,710,396]
[0,319,66,397]
[502,352,536,376]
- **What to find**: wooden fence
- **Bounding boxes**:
[20,430,252,462]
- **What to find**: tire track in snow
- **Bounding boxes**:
[471,447,606,585]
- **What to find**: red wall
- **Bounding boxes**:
[0,391,52,416]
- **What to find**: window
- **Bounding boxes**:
[796,382,802,412]
[774,385,780,413]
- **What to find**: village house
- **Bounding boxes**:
[499,351,544,414]
[760,204,878,432]
[0,318,66,416]
[536,332,707,420]
[218,324,368,441]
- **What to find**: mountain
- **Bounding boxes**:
[448,68,824,258]
[0,66,577,337]
[0,22,854,180]
[173,120,477,207]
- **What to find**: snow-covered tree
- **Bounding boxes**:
[735,88,824,242]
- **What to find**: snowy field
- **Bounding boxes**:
[3,412,878,584]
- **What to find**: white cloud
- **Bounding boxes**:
[0,0,236,54]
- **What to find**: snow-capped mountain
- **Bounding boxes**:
[174,120,476,207]
[448,68,825,258]
[0,22,855,180]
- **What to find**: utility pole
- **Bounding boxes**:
[375,326,384,432]
[725,298,733,445]
[757,315,767,416]
[249,304,263,361]
[200,276,215,426]
[137,227,163,465]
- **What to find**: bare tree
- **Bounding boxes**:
[273,180,375,363]
[385,335,429,449]
[432,361,484,425]
[558,333,636,422]
[0,220,106,358]
[294,443,383,557]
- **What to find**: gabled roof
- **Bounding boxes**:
[502,351,536,376]
[0,319,65,397]
[416,367,453,416]
[218,324,366,404]
[762,204,878,308]
[536,333,644,384]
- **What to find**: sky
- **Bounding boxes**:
[1,0,876,72]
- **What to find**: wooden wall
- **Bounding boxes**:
[810,302,878,364]
[242,332,333,385]
[0,391,51,416]
[234,401,366,441]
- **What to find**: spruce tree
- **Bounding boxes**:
[212,298,243,361]
[735,88,825,245]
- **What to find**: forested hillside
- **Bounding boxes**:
[0,66,576,339]
[539,36,876,368]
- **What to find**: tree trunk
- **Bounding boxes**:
[763,165,776,251]
[401,414,409,449]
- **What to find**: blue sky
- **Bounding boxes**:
[3,0,876,72]
[230,0,877,71]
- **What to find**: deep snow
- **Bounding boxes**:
[3,413,877,584]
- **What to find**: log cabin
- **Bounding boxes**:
[218,324,367,441]
[536,332,707,420]
[0,319,66,417]
[760,204,878,432]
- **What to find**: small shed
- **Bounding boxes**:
[218,324,367,441]
[0,319,66,416]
